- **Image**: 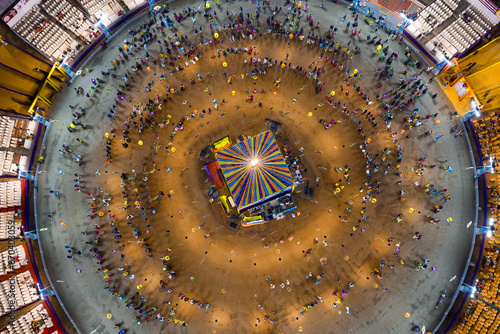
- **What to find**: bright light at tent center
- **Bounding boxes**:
[250,159,259,167]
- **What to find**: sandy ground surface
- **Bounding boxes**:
[34,1,475,333]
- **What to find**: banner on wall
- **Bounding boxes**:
[2,0,41,27]
[23,231,37,239]
[18,170,36,180]
[33,113,50,126]
[98,21,111,38]
[61,57,75,78]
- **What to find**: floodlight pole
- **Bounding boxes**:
[474,156,495,179]
[475,295,500,312]
[462,284,500,312]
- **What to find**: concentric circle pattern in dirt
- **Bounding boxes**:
[37,2,475,334]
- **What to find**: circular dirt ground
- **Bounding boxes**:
[36,2,475,334]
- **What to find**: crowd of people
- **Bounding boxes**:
[45,1,471,333]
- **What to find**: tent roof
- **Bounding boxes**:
[216,131,294,210]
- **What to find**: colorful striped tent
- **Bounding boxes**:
[216,131,294,211]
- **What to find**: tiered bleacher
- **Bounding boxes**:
[452,260,500,333]
[410,0,455,35]
[80,0,147,19]
[41,0,95,46]
[0,116,33,175]
[0,212,21,239]
[0,151,28,176]
[0,151,14,176]
[451,115,500,333]
[0,179,24,239]
[12,5,75,61]
[461,5,492,36]
[406,0,499,59]
[81,0,123,20]
[0,181,22,209]
[0,303,56,334]
[428,4,496,57]
[0,244,28,275]
[0,270,39,316]
[0,117,16,149]
[123,0,146,11]
[4,0,150,60]
[0,117,37,150]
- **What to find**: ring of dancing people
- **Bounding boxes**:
[0,0,499,333]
